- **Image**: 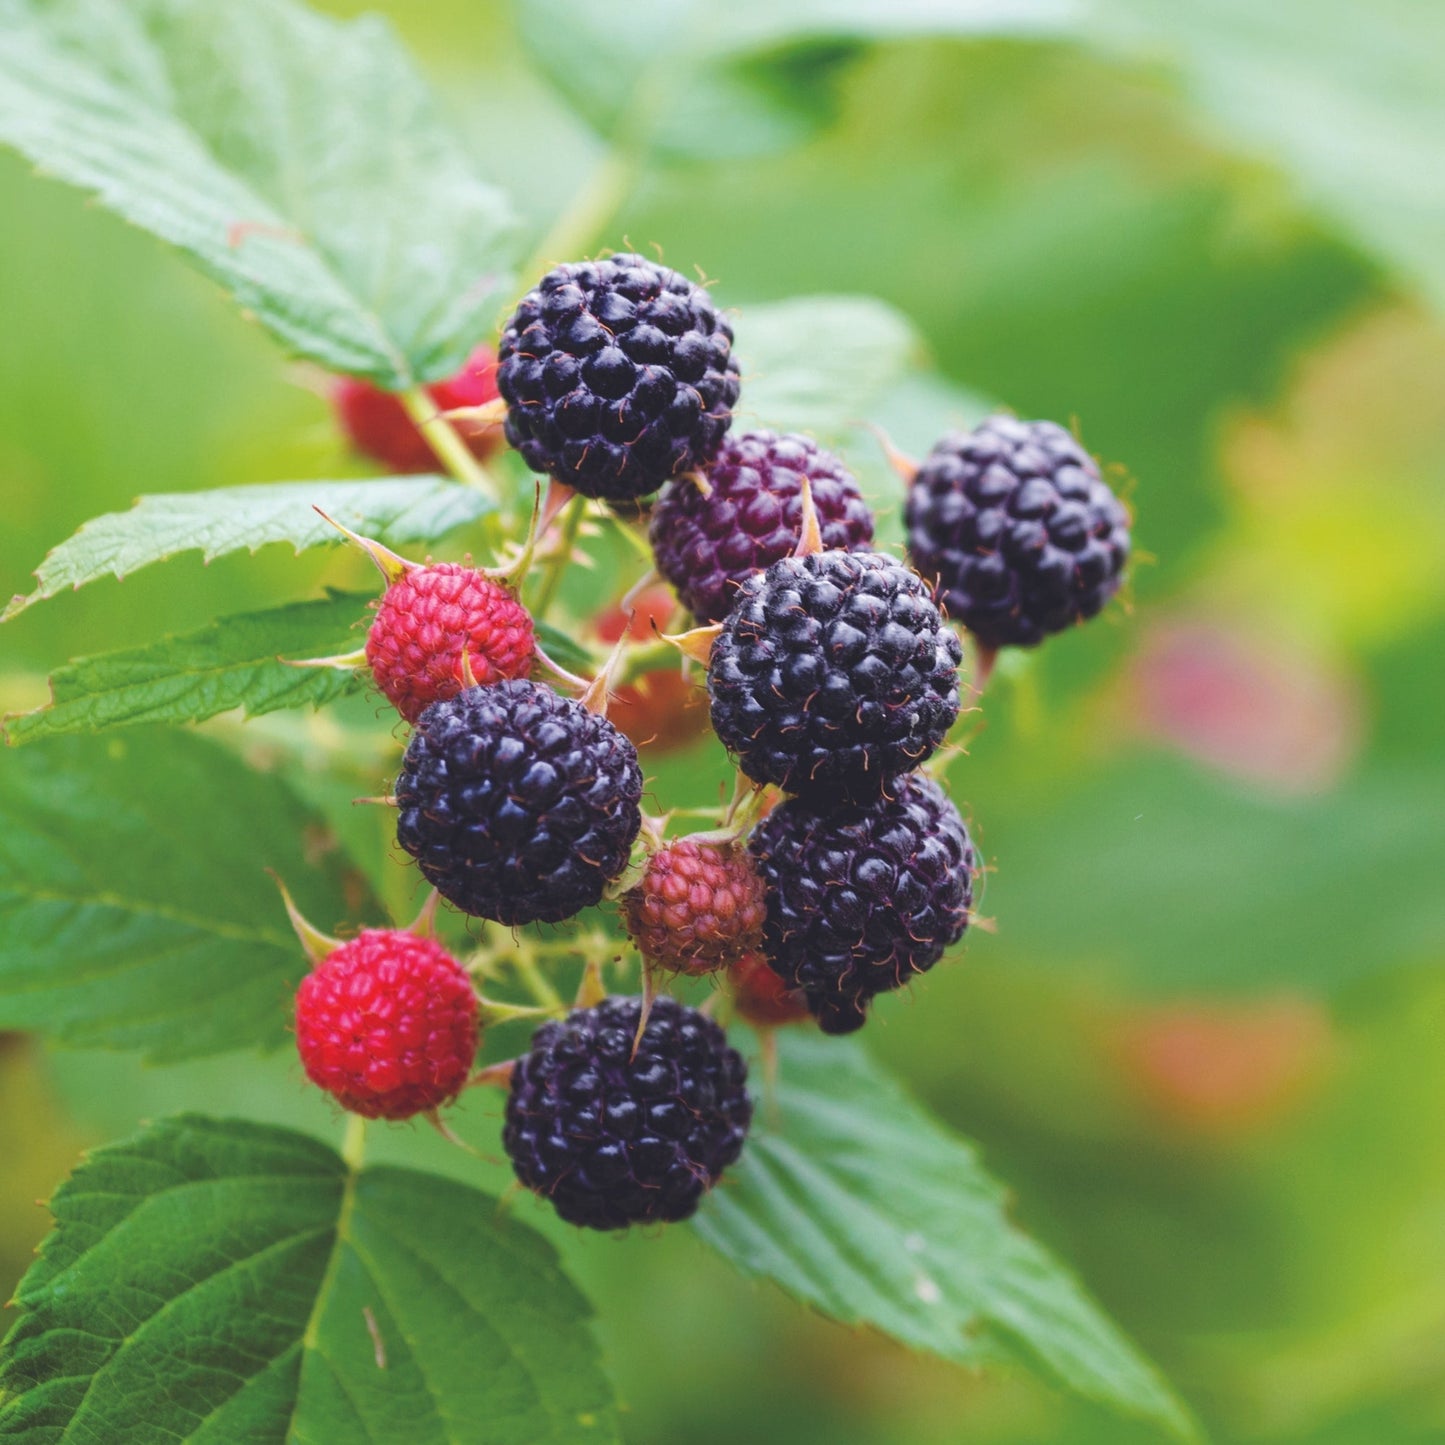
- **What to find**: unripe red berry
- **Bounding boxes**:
[333,345,502,474]
[366,563,535,723]
[593,584,707,752]
[294,929,479,1119]
[729,951,810,1027]
[621,838,766,976]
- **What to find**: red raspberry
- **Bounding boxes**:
[621,839,766,976]
[729,951,810,1027]
[594,583,707,752]
[294,929,479,1119]
[333,345,503,474]
[366,563,535,723]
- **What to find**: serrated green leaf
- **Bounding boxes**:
[0,1115,621,1444]
[517,0,1071,160]
[0,729,378,1061]
[736,295,922,444]
[0,0,518,384]
[693,1030,1196,1438]
[3,477,489,619]
[4,593,372,744]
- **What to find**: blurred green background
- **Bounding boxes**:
[2,2,1443,1442]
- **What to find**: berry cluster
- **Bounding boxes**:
[298,251,1132,1231]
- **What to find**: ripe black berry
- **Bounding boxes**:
[395,680,642,926]
[497,254,741,502]
[503,995,752,1230]
[905,416,1131,648]
[649,430,875,623]
[708,550,962,802]
[749,772,976,1033]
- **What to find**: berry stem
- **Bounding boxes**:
[341,1113,367,1171]
[600,505,656,564]
[530,493,587,622]
[615,638,677,686]
[513,950,565,1013]
[399,387,501,502]
[478,997,562,1025]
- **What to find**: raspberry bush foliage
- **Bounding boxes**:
[0,1,1213,1440]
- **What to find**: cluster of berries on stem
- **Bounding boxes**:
[289,250,1132,1230]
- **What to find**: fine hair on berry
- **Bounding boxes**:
[366,563,535,723]
[620,838,767,976]
[749,772,976,1033]
[395,680,643,926]
[708,549,962,802]
[497,253,741,501]
[503,994,752,1230]
[905,416,1131,648]
[294,929,479,1119]
[649,430,875,623]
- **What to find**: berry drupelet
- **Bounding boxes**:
[497,254,741,502]
[294,929,478,1119]
[395,680,643,926]
[749,772,976,1033]
[649,430,875,624]
[503,995,752,1230]
[708,549,962,802]
[905,416,1131,648]
[366,562,534,723]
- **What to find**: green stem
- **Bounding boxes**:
[513,951,565,1012]
[530,494,586,621]
[341,1113,368,1170]
[399,387,500,501]
[616,638,678,686]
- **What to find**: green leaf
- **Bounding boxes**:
[3,477,489,620]
[517,0,1071,160]
[527,1,1443,308]
[0,728,377,1061]
[4,593,371,745]
[983,754,1445,995]
[0,0,518,384]
[1089,0,1445,312]
[736,295,922,443]
[0,1115,621,1444]
[533,619,599,676]
[693,1030,1196,1438]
